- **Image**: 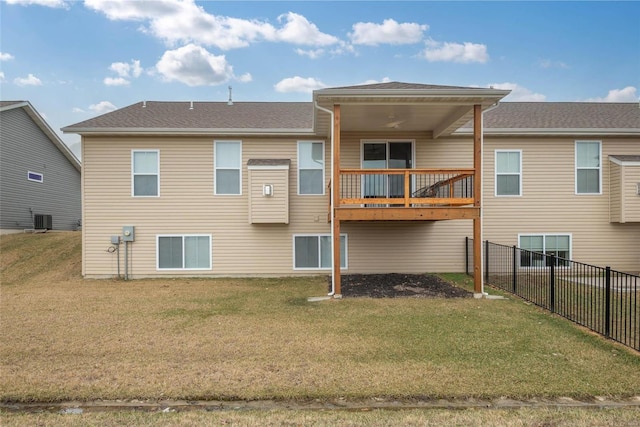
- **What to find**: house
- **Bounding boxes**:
[1,101,81,232]
[62,82,640,294]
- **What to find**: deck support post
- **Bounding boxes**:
[332,104,342,297]
[473,104,483,295]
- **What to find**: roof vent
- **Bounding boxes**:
[228,86,233,106]
[142,101,146,108]
[189,101,194,110]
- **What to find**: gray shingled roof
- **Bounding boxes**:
[610,155,640,162]
[63,101,314,131]
[247,159,291,167]
[321,81,479,91]
[480,102,640,129]
[63,99,640,134]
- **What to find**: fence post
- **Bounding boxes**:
[605,266,611,338]
[465,236,469,276]
[549,254,555,313]
[484,240,489,283]
[512,245,517,293]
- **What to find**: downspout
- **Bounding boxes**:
[314,101,335,296]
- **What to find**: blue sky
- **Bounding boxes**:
[1,0,639,155]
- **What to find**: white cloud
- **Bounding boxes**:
[274,76,327,93]
[275,12,338,46]
[104,77,130,86]
[295,48,325,59]
[538,58,569,69]
[109,59,142,77]
[350,19,427,46]
[585,86,638,102]
[6,0,69,8]
[85,1,339,50]
[0,72,5,82]
[14,73,43,86]
[237,73,252,83]
[155,44,236,86]
[360,77,393,85]
[0,52,15,61]
[488,82,546,102]
[89,101,117,114]
[104,59,142,86]
[72,107,85,113]
[422,39,489,63]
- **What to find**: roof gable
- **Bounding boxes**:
[1,101,81,170]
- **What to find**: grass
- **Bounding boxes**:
[3,407,640,427]
[1,232,640,420]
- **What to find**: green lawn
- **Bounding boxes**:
[1,232,639,427]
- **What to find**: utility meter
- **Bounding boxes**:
[122,225,135,242]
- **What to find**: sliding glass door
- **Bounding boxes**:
[362,141,413,204]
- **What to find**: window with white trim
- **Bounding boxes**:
[28,171,43,183]
[157,235,211,270]
[519,234,571,267]
[215,141,242,195]
[298,141,324,195]
[132,150,159,197]
[495,150,521,196]
[294,234,346,269]
[575,141,601,194]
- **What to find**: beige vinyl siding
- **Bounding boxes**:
[83,136,329,277]
[609,161,622,222]
[248,168,289,223]
[623,165,640,222]
[83,133,479,277]
[483,136,640,272]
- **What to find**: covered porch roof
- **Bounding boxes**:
[313,82,510,138]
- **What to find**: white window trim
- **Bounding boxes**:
[131,149,160,197]
[292,233,348,270]
[494,149,522,197]
[214,140,242,195]
[518,233,572,269]
[156,234,212,271]
[575,141,602,195]
[297,141,325,196]
[27,171,44,183]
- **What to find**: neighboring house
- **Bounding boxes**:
[62,82,640,294]
[1,101,81,232]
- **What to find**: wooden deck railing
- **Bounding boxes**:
[337,168,475,208]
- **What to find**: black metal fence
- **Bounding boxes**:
[466,237,639,352]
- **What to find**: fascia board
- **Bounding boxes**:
[609,157,640,166]
[454,128,640,136]
[63,127,316,136]
[314,88,510,99]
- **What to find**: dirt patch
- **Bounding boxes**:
[332,273,472,298]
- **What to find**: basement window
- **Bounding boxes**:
[28,171,43,183]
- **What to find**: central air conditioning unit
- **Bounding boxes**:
[34,214,53,230]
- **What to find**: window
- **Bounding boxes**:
[294,234,347,269]
[215,141,242,195]
[495,150,521,196]
[28,171,43,183]
[157,235,211,270]
[519,234,570,267]
[132,150,159,197]
[298,141,324,195]
[576,141,601,194]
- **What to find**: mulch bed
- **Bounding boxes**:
[330,273,473,298]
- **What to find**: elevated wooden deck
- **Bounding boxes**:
[332,168,478,221]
